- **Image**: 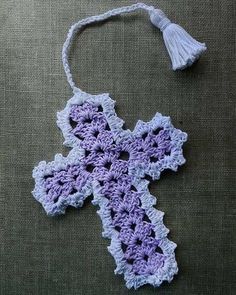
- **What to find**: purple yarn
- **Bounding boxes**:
[32,92,187,289]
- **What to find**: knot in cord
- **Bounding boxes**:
[149,9,172,32]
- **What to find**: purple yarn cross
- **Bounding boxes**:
[32,91,187,289]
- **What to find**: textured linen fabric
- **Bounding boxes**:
[0,0,235,294]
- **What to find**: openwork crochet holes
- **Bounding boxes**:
[31,1,204,289]
[33,92,187,289]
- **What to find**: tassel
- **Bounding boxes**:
[149,9,207,70]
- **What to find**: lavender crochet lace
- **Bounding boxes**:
[32,90,187,289]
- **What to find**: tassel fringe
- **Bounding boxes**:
[149,9,207,70]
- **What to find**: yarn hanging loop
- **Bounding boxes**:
[62,2,206,93]
[32,2,202,289]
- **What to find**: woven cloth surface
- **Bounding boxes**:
[0,0,235,294]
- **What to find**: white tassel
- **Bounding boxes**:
[149,9,207,70]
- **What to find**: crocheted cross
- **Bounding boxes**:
[32,91,187,289]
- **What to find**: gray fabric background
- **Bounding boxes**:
[0,0,235,294]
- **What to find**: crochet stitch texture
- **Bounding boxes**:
[33,91,187,289]
[30,2,205,289]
